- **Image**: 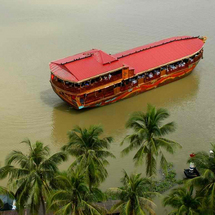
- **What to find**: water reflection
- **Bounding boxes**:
[51,72,199,147]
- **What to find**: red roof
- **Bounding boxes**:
[50,49,124,82]
[50,36,204,82]
[113,36,204,74]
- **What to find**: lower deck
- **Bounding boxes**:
[50,58,200,109]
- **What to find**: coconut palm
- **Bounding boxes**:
[187,144,215,214]
[0,139,67,215]
[121,104,181,176]
[62,125,115,190]
[109,170,157,215]
[48,170,105,215]
[163,186,202,215]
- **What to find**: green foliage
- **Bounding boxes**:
[48,170,105,215]
[121,104,181,176]
[62,125,115,190]
[107,170,158,215]
[163,185,202,215]
[0,139,67,215]
[152,163,179,193]
[186,144,215,214]
[106,163,180,203]
[5,118,215,214]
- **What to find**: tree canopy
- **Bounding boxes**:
[121,104,181,176]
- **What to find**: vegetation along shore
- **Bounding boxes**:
[0,104,214,215]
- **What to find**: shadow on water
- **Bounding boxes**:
[51,72,200,146]
[40,88,64,107]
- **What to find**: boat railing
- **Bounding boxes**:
[145,73,161,82]
[80,73,122,92]
[166,52,202,74]
[52,80,80,93]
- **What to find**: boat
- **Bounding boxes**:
[184,153,200,179]
[184,168,200,179]
[49,36,206,109]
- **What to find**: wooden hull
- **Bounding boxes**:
[51,61,199,110]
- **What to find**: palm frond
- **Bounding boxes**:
[159,122,176,135]
[122,104,178,176]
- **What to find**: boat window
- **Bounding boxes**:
[178,61,185,67]
[74,84,79,88]
[58,78,63,83]
[189,57,194,62]
[114,70,122,75]
[161,66,167,71]
[80,98,84,104]
[114,83,120,87]
[85,81,90,86]
[184,59,189,63]
[96,77,100,82]
[169,64,177,70]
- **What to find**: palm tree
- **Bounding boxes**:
[163,186,202,215]
[121,104,181,176]
[187,144,215,214]
[0,139,67,215]
[62,125,115,190]
[109,170,157,215]
[48,170,105,215]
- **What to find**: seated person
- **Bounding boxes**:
[149,72,153,78]
[132,79,137,85]
[155,70,160,76]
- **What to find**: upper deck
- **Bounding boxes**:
[50,36,204,83]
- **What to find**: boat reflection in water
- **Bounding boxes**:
[51,72,200,146]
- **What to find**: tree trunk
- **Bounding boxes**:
[147,151,153,177]
[40,195,46,215]
[88,168,93,192]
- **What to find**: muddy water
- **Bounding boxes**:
[1,0,215,213]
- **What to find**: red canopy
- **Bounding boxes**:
[114,36,204,74]
[50,36,204,82]
[50,49,124,82]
